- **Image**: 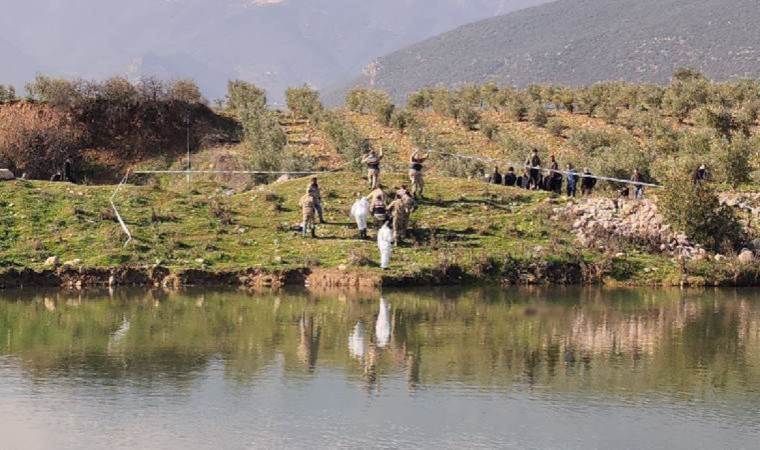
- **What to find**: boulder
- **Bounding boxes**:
[0,168,15,181]
[44,256,59,267]
[63,259,81,268]
[737,249,755,265]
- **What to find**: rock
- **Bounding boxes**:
[44,256,59,267]
[274,174,291,184]
[714,254,727,262]
[0,168,15,181]
[62,259,81,268]
[195,258,205,264]
[737,249,755,265]
[338,264,348,271]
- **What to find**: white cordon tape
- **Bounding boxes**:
[427,150,661,188]
[110,170,133,248]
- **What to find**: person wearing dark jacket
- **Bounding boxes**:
[525,149,541,190]
[63,157,77,183]
[504,167,517,187]
[692,164,708,184]
[566,164,578,197]
[490,167,503,185]
[631,168,644,199]
[581,168,596,196]
[549,155,562,194]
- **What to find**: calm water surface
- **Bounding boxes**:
[1,287,760,449]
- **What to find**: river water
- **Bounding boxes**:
[1,287,759,449]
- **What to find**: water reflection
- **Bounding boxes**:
[0,287,759,398]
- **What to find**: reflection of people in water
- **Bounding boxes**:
[348,321,366,360]
[375,297,391,348]
[297,314,321,371]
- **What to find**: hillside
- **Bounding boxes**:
[338,0,760,102]
[0,0,551,102]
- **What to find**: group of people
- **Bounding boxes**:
[487,149,598,198]
[298,148,430,269]
[486,149,652,200]
[296,146,661,270]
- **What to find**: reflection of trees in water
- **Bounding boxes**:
[1,287,760,395]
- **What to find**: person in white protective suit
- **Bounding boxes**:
[377,221,393,269]
[375,298,391,349]
[348,321,366,360]
[349,194,370,239]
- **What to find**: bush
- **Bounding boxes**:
[226,80,267,117]
[168,79,205,104]
[527,103,548,127]
[390,109,415,131]
[712,135,752,187]
[285,85,323,120]
[407,90,432,110]
[506,96,528,121]
[481,121,499,140]
[457,107,481,130]
[0,85,17,102]
[659,160,743,251]
[546,117,567,137]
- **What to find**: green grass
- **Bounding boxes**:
[0,173,677,282]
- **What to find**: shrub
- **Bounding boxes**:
[0,84,17,102]
[712,135,752,187]
[285,85,323,120]
[457,107,481,130]
[226,80,267,117]
[546,117,567,137]
[659,159,743,251]
[481,121,499,140]
[169,79,205,104]
[390,109,415,131]
[527,103,548,127]
[407,89,432,110]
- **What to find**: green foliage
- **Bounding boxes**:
[285,85,323,120]
[0,84,17,102]
[168,79,205,104]
[481,121,499,141]
[25,75,83,108]
[407,89,433,110]
[457,107,481,130]
[546,117,566,137]
[320,112,367,168]
[226,80,267,118]
[662,69,711,122]
[659,159,743,251]
[390,109,415,131]
[712,135,752,188]
[527,103,548,127]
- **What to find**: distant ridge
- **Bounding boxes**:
[335,0,760,103]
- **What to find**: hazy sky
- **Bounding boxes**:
[0,0,553,101]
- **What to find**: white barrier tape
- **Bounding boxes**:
[427,149,661,188]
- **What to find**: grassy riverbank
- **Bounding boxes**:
[1,172,688,287]
[3,172,758,287]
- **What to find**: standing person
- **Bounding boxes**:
[388,193,411,245]
[566,164,578,197]
[525,148,542,190]
[549,155,561,194]
[631,168,644,199]
[408,148,429,199]
[298,189,317,238]
[581,168,596,196]
[504,167,517,187]
[692,164,708,184]
[362,148,384,189]
[350,193,370,239]
[377,221,394,269]
[63,157,77,184]
[368,186,388,226]
[490,167,503,185]
[307,177,325,223]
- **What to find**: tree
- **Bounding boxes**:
[0,85,17,102]
[659,157,742,252]
[285,85,323,120]
[169,79,205,104]
[528,103,548,127]
[137,76,169,102]
[407,89,432,110]
[712,135,752,188]
[24,75,82,108]
[226,80,267,117]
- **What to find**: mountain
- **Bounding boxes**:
[0,0,552,103]
[338,0,760,103]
